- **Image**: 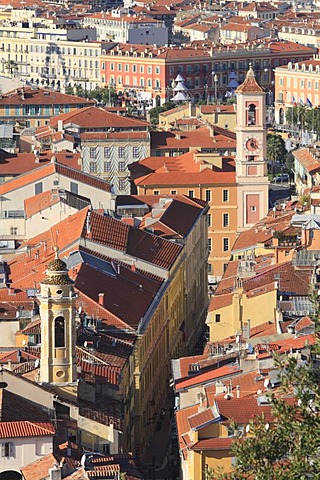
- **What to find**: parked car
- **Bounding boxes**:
[272,174,289,183]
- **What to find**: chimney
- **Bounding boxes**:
[49,465,61,480]
[57,120,64,132]
[98,293,104,305]
[236,385,240,398]
[7,360,12,371]
[131,263,136,272]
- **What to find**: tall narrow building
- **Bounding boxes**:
[235,65,269,231]
[38,248,77,384]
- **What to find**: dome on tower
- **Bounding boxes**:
[47,257,67,272]
[236,65,264,93]
[41,248,72,285]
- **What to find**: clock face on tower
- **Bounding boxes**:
[243,136,262,153]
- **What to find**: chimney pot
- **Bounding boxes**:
[98,292,104,305]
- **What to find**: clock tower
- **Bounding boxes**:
[235,65,269,231]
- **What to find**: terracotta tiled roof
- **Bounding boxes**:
[50,106,149,130]
[209,293,233,311]
[21,453,59,480]
[191,437,234,450]
[0,87,94,106]
[188,407,218,430]
[175,364,242,391]
[0,421,54,438]
[293,148,320,174]
[85,211,183,271]
[0,150,80,176]
[0,161,110,196]
[236,65,264,93]
[215,397,273,424]
[0,389,55,439]
[74,261,163,329]
[151,127,236,151]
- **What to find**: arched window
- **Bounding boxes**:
[248,104,256,125]
[55,316,65,348]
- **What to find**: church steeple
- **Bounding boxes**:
[235,65,269,231]
[38,248,77,384]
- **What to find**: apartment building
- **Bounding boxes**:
[82,11,168,45]
[0,23,100,91]
[274,57,320,125]
[100,40,315,106]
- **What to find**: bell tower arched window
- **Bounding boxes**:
[55,316,65,348]
[247,104,256,125]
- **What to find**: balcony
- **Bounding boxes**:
[72,77,89,82]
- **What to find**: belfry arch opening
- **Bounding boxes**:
[54,316,65,348]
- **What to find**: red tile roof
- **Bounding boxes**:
[151,127,236,151]
[191,437,234,450]
[0,389,55,439]
[0,151,80,176]
[50,106,149,130]
[0,421,54,438]
[0,87,94,106]
[0,161,110,196]
[236,66,264,93]
[175,364,242,391]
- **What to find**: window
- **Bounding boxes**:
[223,189,229,202]
[119,179,126,191]
[248,104,256,125]
[110,63,114,71]
[89,162,97,173]
[35,182,43,195]
[10,227,18,235]
[188,190,194,198]
[154,190,160,195]
[155,66,160,74]
[132,64,137,73]
[205,189,211,202]
[223,213,229,227]
[171,190,177,195]
[118,63,122,71]
[104,162,111,172]
[104,147,111,158]
[133,146,139,158]
[208,263,212,274]
[1,442,14,457]
[208,238,212,251]
[101,443,110,455]
[207,214,212,227]
[35,439,46,456]
[55,316,65,348]
[215,314,221,323]
[118,161,126,172]
[70,182,78,194]
[223,238,229,251]
[118,147,125,158]
[89,147,96,159]
[251,206,256,212]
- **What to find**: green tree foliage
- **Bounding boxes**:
[267,134,287,175]
[4,60,18,76]
[149,101,176,129]
[286,106,320,134]
[285,151,295,172]
[222,295,320,480]
[65,84,118,105]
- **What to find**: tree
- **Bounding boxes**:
[224,294,320,480]
[267,134,287,176]
[4,60,18,76]
[149,101,176,129]
[285,151,295,172]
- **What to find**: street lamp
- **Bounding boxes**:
[211,72,218,104]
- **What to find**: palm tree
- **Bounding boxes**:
[4,60,18,77]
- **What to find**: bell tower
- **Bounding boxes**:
[38,248,77,384]
[235,65,269,231]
